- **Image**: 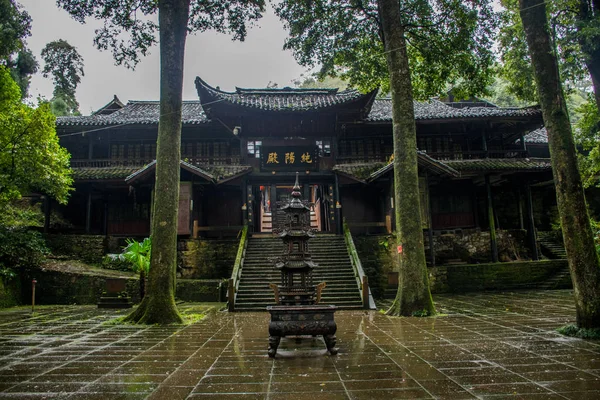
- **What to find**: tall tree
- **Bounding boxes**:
[0,66,72,209]
[41,40,84,115]
[57,0,265,324]
[519,0,600,329]
[275,0,496,316]
[0,0,38,98]
[499,0,600,112]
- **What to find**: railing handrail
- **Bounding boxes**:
[343,221,376,309]
[228,225,248,312]
[70,157,242,168]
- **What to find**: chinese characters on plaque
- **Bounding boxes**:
[261,147,318,171]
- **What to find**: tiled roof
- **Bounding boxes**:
[125,160,216,184]
[57,101,208,126]
[72,167,140,180]
[367,98,542,122]
[57,95,542,127]
[524,128,548,143]
[195,77,376,113]
[334,151,459,182]
[200,165,252,182]
[72,161,252,184]
[334,163,385,181]
[444,158,552,172]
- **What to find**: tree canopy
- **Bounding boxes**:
[274,0,497,99]
[56,0,266,325]
[56,0,265,69]
[41,40,84,115]
[0,66,72,209]
[0,0,38,98]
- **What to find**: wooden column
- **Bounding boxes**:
[334,174,342,234]
[525,183,539,260]
[85,188,92,234]
[88,134,93,160]
[247,184,254,233]
[426,175,435,267]
[481,131,488,158]
[241,177,248,226]
[103,201,108,235]
[270,183,277,231]
[518,188,525,230]
[485,175,498,262]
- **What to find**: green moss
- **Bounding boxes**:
[179,238,239,279]
[558,324,600,339]
[0,277,21,308]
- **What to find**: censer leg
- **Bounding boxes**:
[324,334,338,355]
[268,335,281,358]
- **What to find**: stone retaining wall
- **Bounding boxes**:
[44,234,107,264]
[178,239,239,279]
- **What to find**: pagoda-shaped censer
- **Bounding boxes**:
[267,173,337,358]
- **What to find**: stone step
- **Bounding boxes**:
[235,235,362,311]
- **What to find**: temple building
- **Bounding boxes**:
[54,77,555,265]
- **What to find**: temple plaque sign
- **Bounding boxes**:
[261,146,318,172]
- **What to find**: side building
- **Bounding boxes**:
[54,77,555,266]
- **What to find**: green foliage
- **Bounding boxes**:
[484,76,534,107]
[0,0,37,99]
[0,66,73,209]
[274,0,498,99]
[0,226,48,272]
[558,323,600,339]
[411,309,431,317]
[293,73,349,90]
[101,255,132,272]
[575,94,600,187]
[590,218,600,256]
[120,238,152,275]
[41,40,84,115]
[0,199,43,228]
[0,0,30,59]
[7,48,38,99]
[56,0,265,69]
[498,0,600,104]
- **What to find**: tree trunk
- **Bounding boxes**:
[577,0,600,112]
[520,0,600,329]
[377,0,435,316]
[124,0,190,324]
[139,269,146,300]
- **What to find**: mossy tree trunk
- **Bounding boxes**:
[124,0,190,324]
[377,0,435,316]
[520,0,600,329]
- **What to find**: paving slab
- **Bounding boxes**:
[0,290,598,399]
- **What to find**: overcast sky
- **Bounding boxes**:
[21,1,307,115]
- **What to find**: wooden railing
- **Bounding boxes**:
[71,157,242,168]
[343,220,376,310]
[336,149,529,164]
[228,225,248,312]
[70,159,152,168]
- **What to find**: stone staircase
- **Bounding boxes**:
[234,235,363,311]
[537,231,567,259]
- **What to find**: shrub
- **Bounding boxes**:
[100,254,132,272]
[0,226,48,274]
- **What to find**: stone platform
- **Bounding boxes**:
[0,290,598,399]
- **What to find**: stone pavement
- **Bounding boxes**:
[0,290,598,399]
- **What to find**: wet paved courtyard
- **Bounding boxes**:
[0,290,598,399]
